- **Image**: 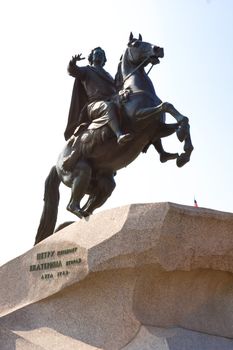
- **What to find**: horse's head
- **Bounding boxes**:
[127,32,164,66]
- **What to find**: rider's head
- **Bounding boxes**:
[88,47,107,67]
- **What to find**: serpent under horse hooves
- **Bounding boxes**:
[35,33,193,245]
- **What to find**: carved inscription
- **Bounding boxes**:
[30,260,62,271]
[29,246,82,281]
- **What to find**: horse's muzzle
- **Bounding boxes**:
[150,46,164,65]
[154,46,164,58]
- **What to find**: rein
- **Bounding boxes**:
[122,57,149,84]
[122,52,154,85]
[146,64,154,75]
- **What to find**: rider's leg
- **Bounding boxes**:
[108,116,132,144]
[107,103,133,144]
[67,160,92,218]
[88,101,132,145]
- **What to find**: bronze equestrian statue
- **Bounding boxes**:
[35,33,193,244]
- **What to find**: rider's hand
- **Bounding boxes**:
[72,54,85,62]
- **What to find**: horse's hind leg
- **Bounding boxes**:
[81,173,116,217]
[67,160,92,218]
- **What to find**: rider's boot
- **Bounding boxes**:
[108,118,133,145]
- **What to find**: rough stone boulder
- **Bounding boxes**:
[0,202,233,349]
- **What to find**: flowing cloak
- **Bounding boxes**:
[64,66,116,140]
[64,77,88,140]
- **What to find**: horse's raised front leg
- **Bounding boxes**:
[153,139,178,163]
[143,124,179,163]
[67,160,92,218]
[135,102,193,167]
[135,103,187,141]
[161,102,190,142]
[176,133,194,167]
[135,103,165,121]
[161,102,194,167]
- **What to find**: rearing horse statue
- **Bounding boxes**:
[35,33,193,244]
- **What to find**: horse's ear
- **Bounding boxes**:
[138,33,142,41]
[129,32,134,42]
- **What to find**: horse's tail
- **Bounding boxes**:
[34,166,61,245]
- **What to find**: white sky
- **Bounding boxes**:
[0,0,233,265]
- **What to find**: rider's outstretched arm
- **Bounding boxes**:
[67,54,86,78]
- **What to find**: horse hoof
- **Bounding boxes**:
[176,153,191,167]
[67,205,83,219]
[81,210,92,219]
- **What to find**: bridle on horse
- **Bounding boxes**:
[122,48,154,85]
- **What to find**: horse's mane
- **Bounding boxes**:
[115,55,123,91]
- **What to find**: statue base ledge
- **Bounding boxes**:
[1,202,233,349]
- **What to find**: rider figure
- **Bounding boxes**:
[64,47,178,170]
[64,47,132,144]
